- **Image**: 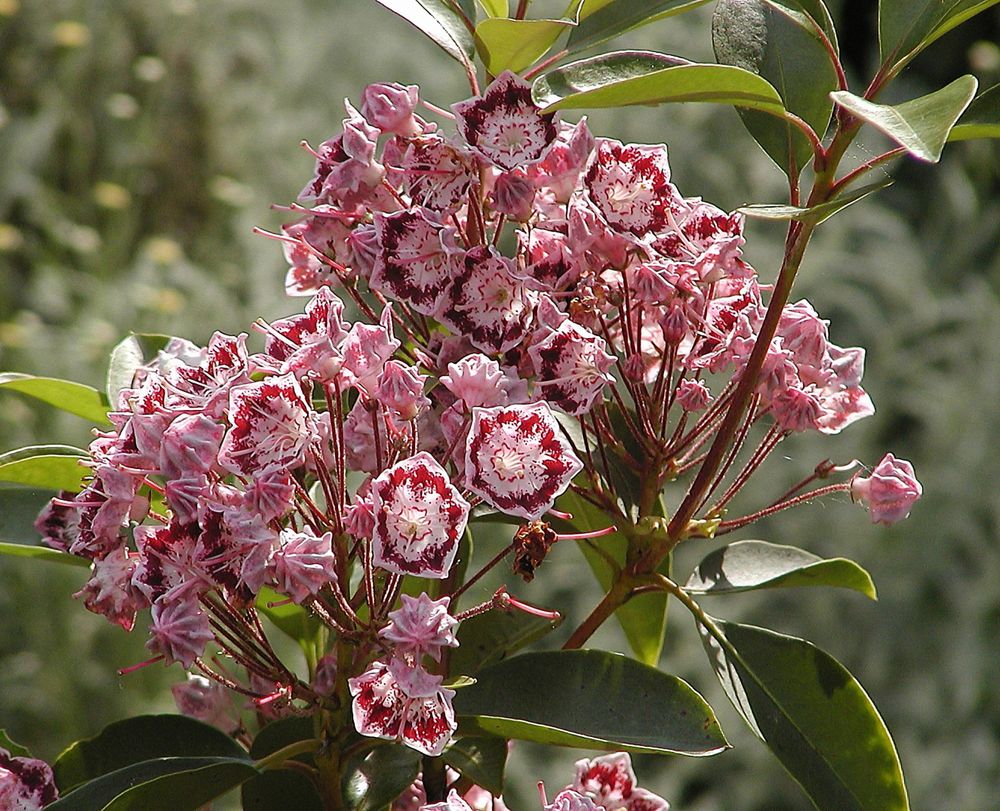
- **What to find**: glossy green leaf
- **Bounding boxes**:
[0,730,31,758]
[0,542,89,568]
[372,0,476,66]
[48,758,258,811]
[554,489,669,666]
[476,17,575,74]
[879,0,1000,72]
[713,0,837,176]
[478,0,507,17]
[0,484,59,545]
[684,540,877,598]
[566,0,713,54]
[243,718,321,811]
[949,83,1000,141]
[739,178,892,224]
[54,714,249,792]
[0,445,87,464]
[454,649,729,755]
[0,373,111,426]
[698,618,907,810]
[443,735,507,795]
[342,744,421,811]
[831,75,977,162]
[451,604,562,675]
[534,58,787,117]
[0,454,88,492]
[106,333,172,406]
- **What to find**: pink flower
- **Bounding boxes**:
[379,593,459,662]
[159,414,224,480]
[675,379,711,412]
[584,139,682,236]
[74,546,139,631]
[528,320,615,416]
[490,170,536,222]
[371,452,471,578]
[572,752,670,811]
[440,354,510,411]
[401,135,477,211]
[851,453,922,525]
[349,658,457,756]
[452,70,558,171]
[218,373,316,476]
[527,117,595,202]
[438,246,535,354]
[271,528,337,603]
[171,674,238,734]
[147,593,214,668]
[544,790,603,811]
[377,360,431,421]
[340,308,402,396]
[652,201,744,280]
[465,402,583,520]
[300,101,386,208]
[242,465,295,523]
[361,81,424,137]
[421,789,473,811]
[0,747,58,811]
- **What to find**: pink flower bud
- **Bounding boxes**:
[851,453,922,525]
[676,378,711,411]
[361,82,423,136]
[490,170,536,222]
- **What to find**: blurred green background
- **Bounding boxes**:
[1,1,998,808]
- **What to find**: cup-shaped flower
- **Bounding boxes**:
[452,70,558,171]
[571,752,670,810]
[349,658,457,756]
[271,528,337,603]
[371,452,470,578]
[379,592,459,662]
[0,748,58,811]
[851,453,922,525]
[218,373,315,477]
[465,402,583,520]
[528,320,615,416]
[147,593,214,669]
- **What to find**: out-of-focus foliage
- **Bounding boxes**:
[0,0,998,808]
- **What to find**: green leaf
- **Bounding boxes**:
[47,758,258,811]
[0,730,31,758]
[451,604,562,675]
[949,82,1000,141]
[0,373,111,426]
[255,587,324,663]
[443,735,508,795]
[567,0,713,54]
[454,649,729,756]
[54,714,249,793]
[0,445,88,464]
[0,454,88,492]
[878,0,1000,72]
[698,618,908,810]
[475,17,575,74]
[0,542,89,568]
[533,57,787,117]
[372,0,476,66]
[243,718,321,811]
[738,178,892,224]
[106,333,172,407]
[554,489,669,666]
[477,0,508,16]
[831,75,978,162]
[684,540,877,599]
[0,484,60,545]
[713,0,838,176]
[342,744,421,811]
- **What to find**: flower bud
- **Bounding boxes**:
[360,82,423,137]
[851,453,922,525]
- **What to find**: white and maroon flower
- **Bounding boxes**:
[377,360,431,421]
[379,592,459,662]
[159,413,225,480]
[528,320,615,416]
[0,747,58,811]
[271,528,337,603]
[372,209,464,315]
[218,373,315,476]
[527,117,596,202]
[74,546,139,631]
[300,101,386,208]
[371,452,470,578]
[573,752,670,811]
[544,790,603,811]
[465,402,583,520]
[584,139,682,236]
[400,135,477,211]
[652,201,744,280]
[349,658,457,756]
[438,246,535,354]
[851,453,922,525]
[452,70,558,171]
